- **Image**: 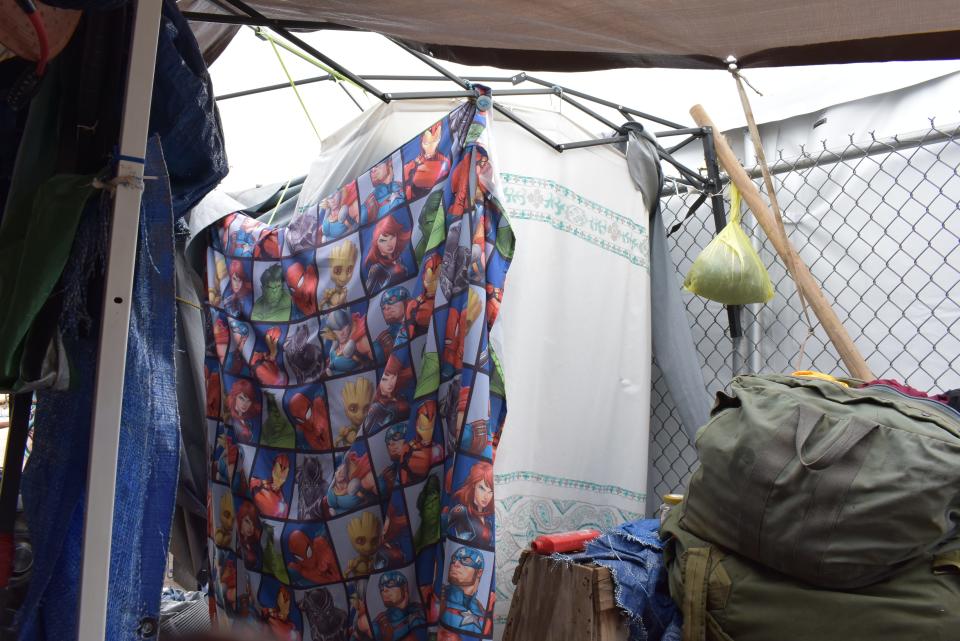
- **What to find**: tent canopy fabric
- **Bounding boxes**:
[188,0,960,70]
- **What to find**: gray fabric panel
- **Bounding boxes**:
[175,248,209,516]
[626,128,710,441]
[170,245,212,582]
[182,189,246,274]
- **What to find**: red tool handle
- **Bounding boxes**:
[530,529,601,554]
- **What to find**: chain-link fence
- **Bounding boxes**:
[648,120,960,506]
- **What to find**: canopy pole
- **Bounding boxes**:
[77,0,162,638]
[690,104,874,380]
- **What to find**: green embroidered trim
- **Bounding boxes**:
[499,173,649,269]
[495,471,647,503]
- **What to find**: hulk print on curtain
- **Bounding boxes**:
[203,96,513,641]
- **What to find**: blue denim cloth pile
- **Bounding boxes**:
[579,519,682,641]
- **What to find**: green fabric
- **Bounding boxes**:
[413,474,441,553]
[465,123,485,145]
[415,190,447,262]
[663,510,960,641]
[680,374,960,589]
[414,351,440,397]
[2,65,61,245]
[0,175,95,390]
[495,223,516,260]
[250,290,292,322]
[0,64,96,392]
[261,392,296,448]
[489,348,506,398]
[262,524,290,584]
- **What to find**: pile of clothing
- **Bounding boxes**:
[661,373,960,641]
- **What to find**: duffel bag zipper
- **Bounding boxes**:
[862,383,960,423]
[736,375,960,436]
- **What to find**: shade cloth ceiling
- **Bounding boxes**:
[185,0,960,70]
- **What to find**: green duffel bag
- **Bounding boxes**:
[662,508,960,641]
[680,374,960,589]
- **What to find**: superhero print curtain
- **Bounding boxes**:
[203,95,514,641]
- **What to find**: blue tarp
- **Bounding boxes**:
[20,138,180,640]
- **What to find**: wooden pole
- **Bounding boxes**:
[690,104,874,380]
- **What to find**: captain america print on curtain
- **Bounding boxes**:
[203,94,514,641]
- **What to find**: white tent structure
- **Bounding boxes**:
[60,1,960,637]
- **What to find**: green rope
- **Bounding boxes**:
[268,36,322,143]
[255,27,365,93]
[266,177,294,226]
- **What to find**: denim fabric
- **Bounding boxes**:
[581,519,682,641]
[158,0,229,588]
[18,138,180,641]
[153,0,229,219]
[104,139,181,640]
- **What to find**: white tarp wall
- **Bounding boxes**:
[648,71,960,501]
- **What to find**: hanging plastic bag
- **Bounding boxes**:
[683,183,774,305]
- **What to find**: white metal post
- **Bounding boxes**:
[77,0,163,639]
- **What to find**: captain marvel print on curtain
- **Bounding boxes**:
[203,92,514,641]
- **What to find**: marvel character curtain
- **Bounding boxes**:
[203,96,513,641]
[288,99,654,635]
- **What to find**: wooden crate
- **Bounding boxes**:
[502,550,628,641]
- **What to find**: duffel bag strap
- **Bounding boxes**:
[681,546,713,641]
[738,405,878,571]
[795,405,878,470]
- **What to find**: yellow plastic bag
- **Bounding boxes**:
[683,184,774,305]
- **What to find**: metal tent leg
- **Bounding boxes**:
[77,0,162,638]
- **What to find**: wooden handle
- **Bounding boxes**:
[690,104,874,380]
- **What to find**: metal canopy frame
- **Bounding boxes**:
[187,0,706,183]
[187,0,743,338]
